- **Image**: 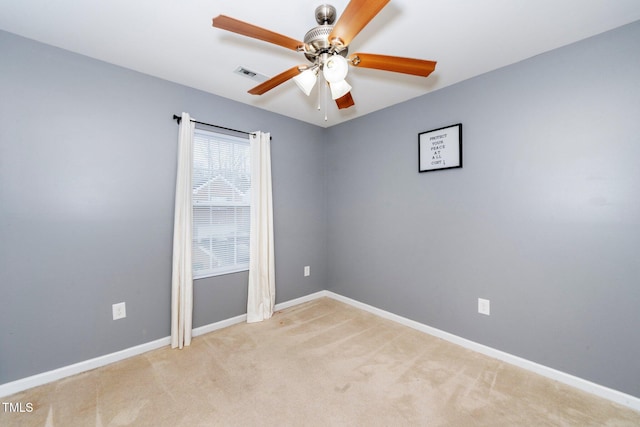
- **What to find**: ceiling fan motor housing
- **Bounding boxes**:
[304,5,348,62]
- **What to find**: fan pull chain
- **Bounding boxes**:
[316,71,328,121]
[324,80,328,122]
[316,72,323,111]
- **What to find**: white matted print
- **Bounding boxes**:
[419,124,462,172]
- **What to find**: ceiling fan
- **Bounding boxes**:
[212,0,436,113]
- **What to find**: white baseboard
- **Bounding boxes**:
[2,289,639,413]
[323,291,640,413]
[0,337,170,398]
[191,291,330,337]
[0,293,327,398]
[192,314,247,337]
[274,290,329,311]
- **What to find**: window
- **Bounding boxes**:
[192,128,250,278]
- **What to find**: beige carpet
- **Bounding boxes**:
[2,297,639,426]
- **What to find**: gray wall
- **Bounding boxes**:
[0,30,326,384]
[325,21,640,398]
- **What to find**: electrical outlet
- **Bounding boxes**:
[478,298,490,316]
[112,302,126,320]
[304,266,310,277]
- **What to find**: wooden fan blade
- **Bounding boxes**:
[212,15,304,51]
[248,66,302,95]
[350,53,437,77]
[329,0,390,48]
[335,92,355,109]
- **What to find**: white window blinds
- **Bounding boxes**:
[192,128,251,278]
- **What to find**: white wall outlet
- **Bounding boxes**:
[478,298,490,316]
[304,266,310,277]
[112,302,126,320]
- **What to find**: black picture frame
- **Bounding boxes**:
[419,123,462,173]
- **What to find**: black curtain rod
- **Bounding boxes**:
[173,114,270,139]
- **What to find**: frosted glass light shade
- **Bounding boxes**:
[329,79,352,100]
[323,55,349,83]
[293,69,317,96]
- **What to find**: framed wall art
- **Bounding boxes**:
[418,123,462,173]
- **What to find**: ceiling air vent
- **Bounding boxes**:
[234,66,268,83]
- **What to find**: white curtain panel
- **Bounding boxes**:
[171,112,194,348]
[247,131,276,323]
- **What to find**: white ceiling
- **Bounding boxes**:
[2,1,639,127]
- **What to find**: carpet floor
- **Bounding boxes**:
[2,297,639,426]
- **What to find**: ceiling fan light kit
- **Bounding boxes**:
[322,54,352,100]
[293,67,318,96]
[212,0,436,114]
[323,55,349,83]
[329,79,352,100]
